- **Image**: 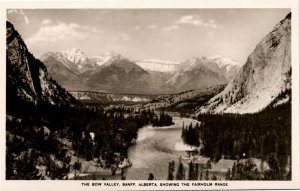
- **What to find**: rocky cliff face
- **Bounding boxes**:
[6,21,74,105]
[197,13,291,114]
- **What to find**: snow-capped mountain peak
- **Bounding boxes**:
[207,55,240,69]
[61,48,89,65]
[93,51,124,66]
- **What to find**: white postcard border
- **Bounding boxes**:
[0,0,299,190]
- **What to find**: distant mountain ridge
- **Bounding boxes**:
[197,13,291,114]
[166,56,240,92]
[41,49,240,94]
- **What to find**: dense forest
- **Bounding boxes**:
[180,96,291,180]
[6,96,161,179]
[166,157,291,181]
[225,157,291,180]
[196,101,291,162]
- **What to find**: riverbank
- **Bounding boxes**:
[74,116,269,180]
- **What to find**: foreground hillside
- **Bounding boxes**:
[6,21,159,180]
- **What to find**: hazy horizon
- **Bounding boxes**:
[7,9,290,64]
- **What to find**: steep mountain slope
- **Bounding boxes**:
[198,13,291,114]
[6,21,74,105]
[7,21,144,180]
[85,57,156,94]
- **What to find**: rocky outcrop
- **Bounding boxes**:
[6,21,74,105]
[197,13,291,114]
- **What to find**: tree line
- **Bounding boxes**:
[196,102,291,162]
[152,111,174,127]
[225,157,291,180]
[181,122,200,146]
[167,157,216,180]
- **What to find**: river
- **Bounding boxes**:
[124,117,201,180]
[82,116,234,180]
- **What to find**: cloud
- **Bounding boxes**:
[119,33,130,41]
[162,15,220,34]
[112,33,130,42]
[162,15,220,35]
[147,24,157,29]
[176,15,201,26]
[26,19,101,45]
[163,25,179,32]
[41,19,51,25]
[7,9,29,24]
[175,15,219,29]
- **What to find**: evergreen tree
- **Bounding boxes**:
[211,174,217,180]
[225,168,231,180]
[188,161,194,180]
[232,162,236,179]
[204,170,209,180]
[168,161,175,180]
[176,157,185,180]
[148,173,154,180]
[194,163,199,180]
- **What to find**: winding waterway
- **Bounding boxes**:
[124,117,200,180]
[83,116,233,180]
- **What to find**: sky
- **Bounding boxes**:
[7,9,290,64]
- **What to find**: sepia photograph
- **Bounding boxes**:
[1,0,300,190]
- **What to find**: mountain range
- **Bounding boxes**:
[40,49,241,94]
[6,12,291,115]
